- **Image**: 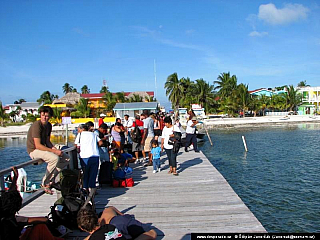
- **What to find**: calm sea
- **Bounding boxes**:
[201,123,320,233]
[0,124,319,232]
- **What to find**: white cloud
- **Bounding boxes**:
[249,31,268,37]
[258,3,309,25]
[72,27,89,37]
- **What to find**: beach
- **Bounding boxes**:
[1,115,319,138]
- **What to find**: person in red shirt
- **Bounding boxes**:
[131,115,146,162]
[99,113,106,127]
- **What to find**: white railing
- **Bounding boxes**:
[0,146,77,207]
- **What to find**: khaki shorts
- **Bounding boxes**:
[143,136,153,152]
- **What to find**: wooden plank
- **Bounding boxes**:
[18,149,266,239]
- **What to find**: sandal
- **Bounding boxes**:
[41,185,54,195]
[172,172,179,176]
[168,170,173,174]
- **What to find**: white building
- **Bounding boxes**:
[5,102,41,122]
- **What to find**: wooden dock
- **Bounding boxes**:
[19,150,266,239]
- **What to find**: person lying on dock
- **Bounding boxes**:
[26,106,70,194]
[0,167,64,240]
[77,206,157,240]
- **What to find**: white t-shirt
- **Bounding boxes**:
[186,120,196,134]
[75,131,100,158]
[123,118,133,129]
[161,125,180,149]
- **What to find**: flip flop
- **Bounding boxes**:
[172,172,179,176]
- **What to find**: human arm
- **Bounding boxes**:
[135,229,157,240]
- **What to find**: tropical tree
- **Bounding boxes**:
[62,83,73,94]
[52,107,63,122]
[145,95,156,102]
[0,101,8,126]
[214,72,238,100]
[114,92,126,103]
[100,86,109,94]
[258,94,270,116]
[297,80,310,87]
[286,85,302,111]
[103,92,116,112]
[129,94,143,102]
[81,85,90,94]
[179,77,195,108]
[71,98,90,118]
[193,79,215,113]
[165,73,184,112]
[249,96,261,117]
[236,83,251,117]
[14,99,26,104]
[37,91,57,105]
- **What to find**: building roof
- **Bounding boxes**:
[20,102,41,109]
[52,92,81,105]
[114,102,159,110]
[81,91,154,99]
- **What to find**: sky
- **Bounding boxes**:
[0,0,319,109]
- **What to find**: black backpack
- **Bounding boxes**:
[51,169,80,198]
[48,195,89,230]
[131,122,142,143]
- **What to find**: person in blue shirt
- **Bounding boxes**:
[150,140,161,173]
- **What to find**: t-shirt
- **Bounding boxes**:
[89,224,126,240]
[76,131,100,159]
[143,117,154,137]
[161,125,180,150]
[132,120,144,134]
[151,146,161,159]
[26,120,52,154]
[98,118,104,127]
[186,120,196,134]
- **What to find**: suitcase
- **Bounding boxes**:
[112,178,134,188]
[98,161,113,185]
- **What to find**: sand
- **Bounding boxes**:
[0,115,319,138]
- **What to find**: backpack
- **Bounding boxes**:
[48,196,89,230]
[52,169,80,198]
[131,122,142,143]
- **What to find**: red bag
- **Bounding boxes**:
[112,178,134,187]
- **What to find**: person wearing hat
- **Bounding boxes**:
[184,116,199,152]
[99,113,106,127]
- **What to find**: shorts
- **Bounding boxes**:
[110,214,151,239]
[143,136,153,152]
[132,142,143,152]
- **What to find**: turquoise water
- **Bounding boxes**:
[1,124,319,232]
[201,123,320,233]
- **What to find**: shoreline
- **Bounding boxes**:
[1,115,319,138]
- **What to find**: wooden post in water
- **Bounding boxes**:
[242,135,248,152]
[202,122,213,146]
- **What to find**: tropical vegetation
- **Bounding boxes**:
[164,72,303,117]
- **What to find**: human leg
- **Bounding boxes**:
[87,156,99,189]
[185,134,192,151]
[191,134,198,151]
[30,150,60,186]
[152,159,157,172]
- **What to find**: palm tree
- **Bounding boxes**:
[81,85,90,94]
[193,79,215,113]
[73,98,90,118]
[249,96,261,117]
[145,95,156,102]
[114,92,126,103]
[0,101,8,126]
[180,77,195,108]
[14,99,26,104]
[236,83,251,117]
[100,86,109,94]
[297,80,310,87]
[37,91,55,104]
[129,94,143,102]
[258,94,270,116]
[62,83,73,94]
[214,72,238,100]
[165,73,184,112]
[287,85,302,111]
[103,92,116,112]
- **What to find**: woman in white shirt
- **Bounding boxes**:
[161,116,180,175]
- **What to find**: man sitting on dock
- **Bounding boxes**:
[77,206,157,240]
[26,106,70,194]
